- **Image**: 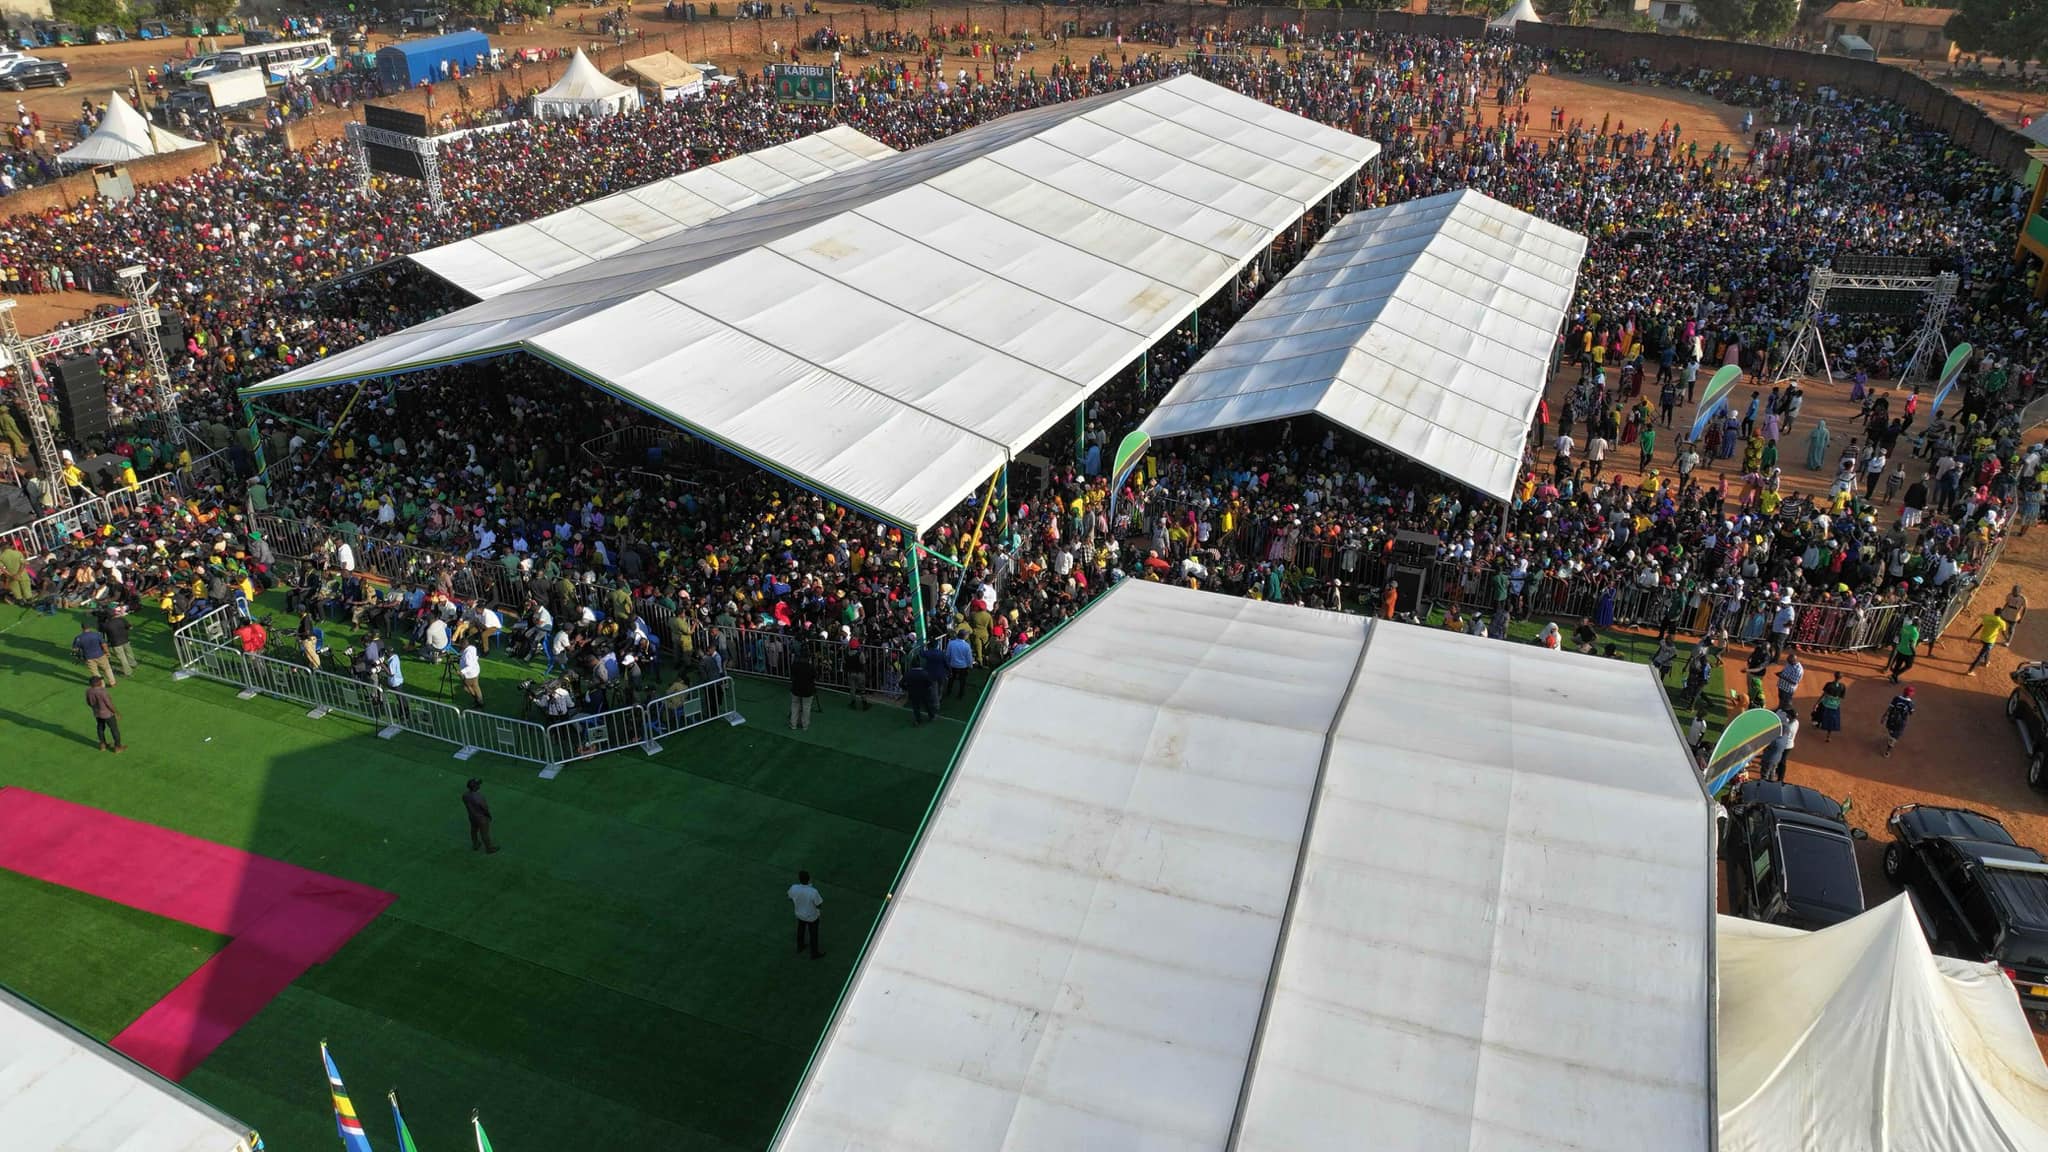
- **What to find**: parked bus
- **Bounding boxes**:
[174,38,337,85]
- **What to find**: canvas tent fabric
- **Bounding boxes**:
[0,985,256,1152]
[1718,895,2048,1152]
[410,125,896,300]
[1137,188,1586,502]
[618,51,704,100]
[531,49,641,119]
[252,76,1380,533]
[771,579,1716,1152]
[58,93,204,166]
[1490,0,1543,27]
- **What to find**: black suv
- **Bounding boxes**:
[1884,804,2048,1015]
[2008,662,2048,789]
[1,59,68,89]
[1723,780,1866,930]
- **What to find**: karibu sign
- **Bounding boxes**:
[770,64,836,105]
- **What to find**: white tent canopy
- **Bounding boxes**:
[531,50,641,119]
[773,580,1716,1152]
[1138,189,1586,502]
[1718,895,2048,1152]
[252,76,1379,532]
[0,986,256,1152]
[411,126,896,300]
[58,93,204,167]
[1491,0,1543,28]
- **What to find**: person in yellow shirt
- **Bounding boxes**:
[1966,610,2009,675]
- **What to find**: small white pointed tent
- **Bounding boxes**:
[58,94,204,167]
[1490,0,1541,27]
[532,50,641,120]
[1718,894,2048,1152]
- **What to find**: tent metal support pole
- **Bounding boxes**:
[241,398,266,477]
[909,541,927,645]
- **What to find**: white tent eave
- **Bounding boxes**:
[249,76,1381,534]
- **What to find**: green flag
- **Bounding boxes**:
[472,1112,493,1152]
[1705,708,1786,797]
[389,1092,420,1152]
[1686,364,1744,443]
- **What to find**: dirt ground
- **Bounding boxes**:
[5,289,126,333]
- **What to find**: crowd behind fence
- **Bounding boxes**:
[245,495,2001,670]
[170,601,741,777]
[1,448,230,559]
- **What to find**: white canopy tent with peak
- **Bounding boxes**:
[58,93,204,167]
[531,50,642,120]
[1718,894,2048,1151]
[1490,0,1542,27]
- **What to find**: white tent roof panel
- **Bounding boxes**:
[409,125,897,300]
[0,988,254,1152]
[1139,190,1587,503]
[259,76,1378,531]
[774,581,1715,1152]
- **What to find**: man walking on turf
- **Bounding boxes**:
[85,675,123,753]
[73,619,115,686]
[464,777,499,853]
[789,870,823,958]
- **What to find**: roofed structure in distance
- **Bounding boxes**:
[1138,189,1586,502]
[250,75,1380,533]
[771,579,1715,1152]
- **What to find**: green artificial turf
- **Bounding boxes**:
[0,870,229,1040]
[0,598,965,1152]
[0,588,1711,1151]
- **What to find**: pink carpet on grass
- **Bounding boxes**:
[0,788,394,1080]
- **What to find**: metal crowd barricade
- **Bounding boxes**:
[459,709,556,770]
[645,676,743,739]
[540,701,654,779]
[702,625,906,698]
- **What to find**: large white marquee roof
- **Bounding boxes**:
[409,125,897,299]
[0,986,255,1152]
[251,76,1379,532]
[772,579,1716,1152]
[1137,189,1586,502]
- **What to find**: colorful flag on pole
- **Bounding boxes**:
[1686,364,1744,443]
[1704,708,1787,798]
[1105,429,1152,524]
[321,1042,375,1152]
[1926,342,1972,422]
[472,1112,495,1152]
[389,1091,421,1152]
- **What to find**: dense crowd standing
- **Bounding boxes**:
[2,26,2044,723]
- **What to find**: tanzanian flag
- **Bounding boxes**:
[472,1112,495,1152]
[321,1042,374,1152]
[389,1091,421,1152]
[1704,708,1787,797]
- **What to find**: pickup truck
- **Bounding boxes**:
[1884,803,2048,1021]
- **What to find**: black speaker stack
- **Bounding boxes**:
[49,355,109,440]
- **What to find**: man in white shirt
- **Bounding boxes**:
[458,641,482,708]
[424,616,450,663]
[334,540,356,572]
[1586,435,1609,480]
[787,870,824,959]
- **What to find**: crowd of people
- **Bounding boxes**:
[1,25,2043,737]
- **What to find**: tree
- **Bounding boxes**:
[52,0,123,27]
[1946,0,2048,65]
[1747,0,1800,40]
[1692,0,1754,38]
